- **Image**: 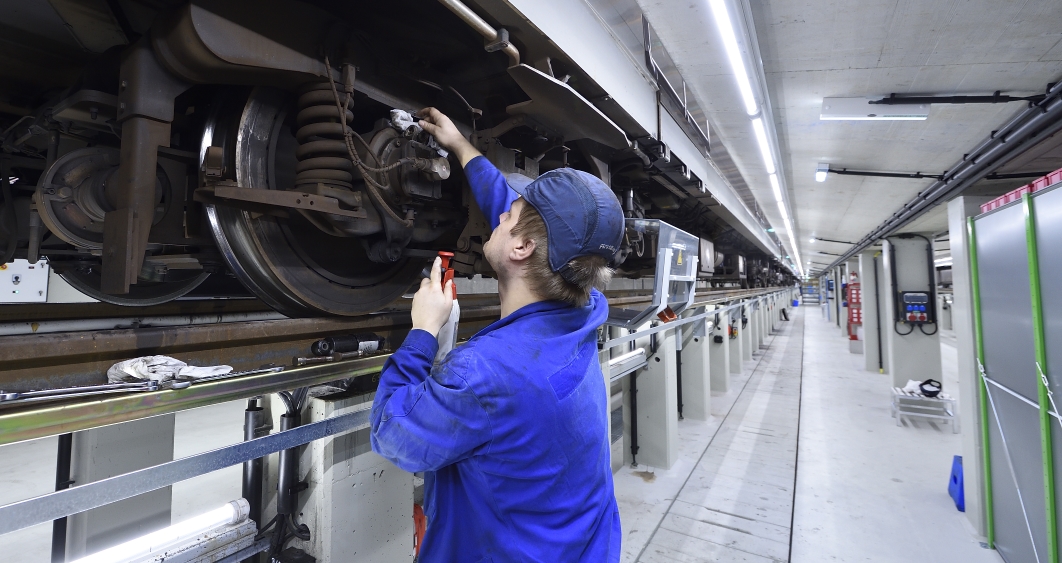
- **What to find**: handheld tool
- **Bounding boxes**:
[434,251,460,369]
[0,380,160,404]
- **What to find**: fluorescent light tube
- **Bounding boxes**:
[708,0,758,115]
[769,173,782,201]
[820,97,929,121]
[751,117,775,174]
[72,500,250,563]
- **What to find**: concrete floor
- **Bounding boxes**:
[791,311,998,563]
[615,306,1002,563]
[617,305,801,562]
[0,305,1003,562]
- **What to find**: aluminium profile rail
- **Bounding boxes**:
[0,287,784,449]
[0,355,387,447]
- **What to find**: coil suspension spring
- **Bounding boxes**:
[294,81,355,189]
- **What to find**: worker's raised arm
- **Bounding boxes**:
[418,107,518,230]
[369,335,492,473]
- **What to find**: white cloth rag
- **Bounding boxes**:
[902,379,923,394]
[107,355,232,383]
[389,109,448,158]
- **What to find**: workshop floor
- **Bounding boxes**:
[615,306,1002,563]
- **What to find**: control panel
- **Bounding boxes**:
[900,291,932,324]
[0,259,50,303]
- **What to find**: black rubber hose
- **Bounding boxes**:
[50,433,73,563]
[242,399,265,563]
[676,348,683,420]
[629,371,639,467]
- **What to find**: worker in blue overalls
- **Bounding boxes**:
[370,107,624,562]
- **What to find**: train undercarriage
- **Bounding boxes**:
[0,0,793,316]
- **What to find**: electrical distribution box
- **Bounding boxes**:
[900,291,933,324]
[0,259,50,303]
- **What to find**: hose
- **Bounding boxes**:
[323,57,413,227]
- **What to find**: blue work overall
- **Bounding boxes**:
[371,156,621,562]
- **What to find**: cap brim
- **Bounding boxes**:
[506,173,534,195]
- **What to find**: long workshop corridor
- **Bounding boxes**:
[617,305,999,563]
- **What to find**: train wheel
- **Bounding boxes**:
[58,268,210,307]
[203,87,423,317]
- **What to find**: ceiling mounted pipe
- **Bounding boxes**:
[870,91,1047,106]
[437,0,520,66]
[824,78,1062,271]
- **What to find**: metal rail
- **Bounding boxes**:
[601,290,783,351]
[0,287,784,448]
[0,405,372,536]
[0,355,385,447]
[0,289,763,392]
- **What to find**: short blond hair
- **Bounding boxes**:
[509,203,613,307]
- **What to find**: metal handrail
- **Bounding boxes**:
[0,288,787,448]
[0,406,372,536]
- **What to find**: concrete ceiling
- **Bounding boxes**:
[633,0,1062,276]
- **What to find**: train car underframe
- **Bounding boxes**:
[0,0,792,317]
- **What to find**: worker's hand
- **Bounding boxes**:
[411,256,456,339]
[416,107,482,167]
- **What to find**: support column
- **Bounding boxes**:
[729,309,743,375]
[882,236,943,388]
[303,394,413,562]
[836,266,843,327]
[741,303,753,361]
[773,293,780,329]
[759,299,768,346]
[841,262,852,337]
[65,416,175,559]
[949,195,992,540]
[710,306,730,392]
[679,312,711,421]
[749,302,759,351]
[635,327,679,469]
[859,250,886,374]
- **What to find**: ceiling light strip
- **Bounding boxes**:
[751,117,776,175]
[708,0,758,116]
[709,0,803,276]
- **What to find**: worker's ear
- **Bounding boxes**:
[509,236,536,262]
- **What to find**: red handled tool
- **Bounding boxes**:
[438,251,457,298]
[433,250,460,368]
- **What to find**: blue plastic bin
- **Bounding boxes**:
[791,299,799,307]
[948,455,965,512]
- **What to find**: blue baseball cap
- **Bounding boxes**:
[505,168,625,283]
